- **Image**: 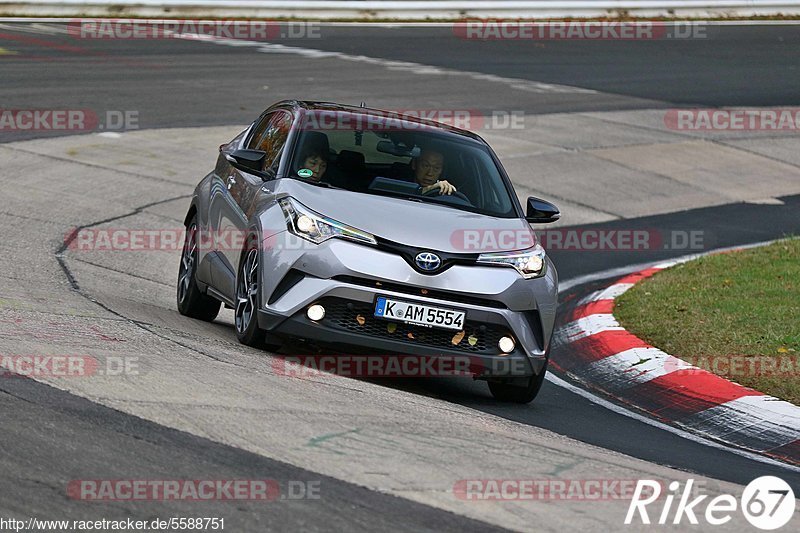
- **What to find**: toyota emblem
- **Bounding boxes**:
[414,252,442,272]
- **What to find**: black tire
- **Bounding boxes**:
[177,218,221,322]
[488,360,548,403]
[234,234,276,349]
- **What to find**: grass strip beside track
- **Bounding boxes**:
[616,238,800,404]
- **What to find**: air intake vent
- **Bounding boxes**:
[268,269,305,305]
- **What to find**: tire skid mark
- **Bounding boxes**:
[55,194,246,367]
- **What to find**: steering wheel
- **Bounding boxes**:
[421,186,470,203]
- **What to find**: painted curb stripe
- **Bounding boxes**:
[555,313,623,344]
[768,440,800,464]
[563,299,615,323]
[624,370,762,422]
[614,267,663,286]
[553,254,800,463]
[577,283,634,306]
[554,330,653,372]
[584,347,694,392]
[678,396,800,451]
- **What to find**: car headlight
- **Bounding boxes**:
[477,244,546,279]
[278,197,377,246]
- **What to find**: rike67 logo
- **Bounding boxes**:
[625,476,795,530]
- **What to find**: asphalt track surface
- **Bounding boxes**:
[2,23,800,142]
[1,22,800,530]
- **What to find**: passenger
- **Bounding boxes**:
[297,146,329,182]
[296,131,330,182]
[411,148,457,195]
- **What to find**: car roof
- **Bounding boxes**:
[267,100,488,144]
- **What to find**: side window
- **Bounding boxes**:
[249,111,293,171]
[247,113,272,149]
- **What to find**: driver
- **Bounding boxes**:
[411,148,457,195]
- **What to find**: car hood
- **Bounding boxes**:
[276,180,535,253]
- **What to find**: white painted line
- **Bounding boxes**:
[30,22,69,33]
[545,372,800,473]
[170,33,596,95]
[651,259,683,269]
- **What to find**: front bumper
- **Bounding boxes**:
[257,234,557,377]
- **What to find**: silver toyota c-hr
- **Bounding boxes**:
[178,100,560,402]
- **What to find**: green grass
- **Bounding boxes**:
[615,238,800,404]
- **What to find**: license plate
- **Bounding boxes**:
[374,296,465,331]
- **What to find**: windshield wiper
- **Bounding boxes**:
[414,197,466,212]
[370,189,470,212]
[298,179,342,190]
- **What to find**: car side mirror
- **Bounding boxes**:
[526,196,560,224]
[224,149,267,174]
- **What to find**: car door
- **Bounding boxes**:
[208,110,293,300]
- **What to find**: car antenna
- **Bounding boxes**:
[360,101,366,108]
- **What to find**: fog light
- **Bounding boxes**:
[498,336,516,354]
[307,304,325,321]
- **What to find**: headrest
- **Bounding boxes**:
[337,150,365,167]
[301,131,330,156]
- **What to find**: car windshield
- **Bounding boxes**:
[287,111,518,218]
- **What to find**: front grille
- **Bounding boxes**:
[317,297,511,355]
[374,237,479,275]
[332,275,507,309]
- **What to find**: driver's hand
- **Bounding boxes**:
[436,180,457,195]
